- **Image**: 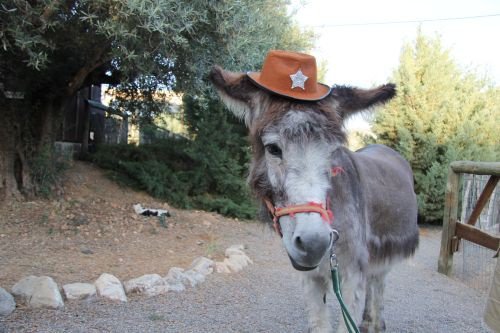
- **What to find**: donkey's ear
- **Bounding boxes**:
[209,65,261,127]
[326,84,396,119]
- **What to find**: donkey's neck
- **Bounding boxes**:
[329,146,367,233]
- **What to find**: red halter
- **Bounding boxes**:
[264,166,344,237]
[264,199,333,237]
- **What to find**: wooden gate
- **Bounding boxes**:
[438,161,500,276]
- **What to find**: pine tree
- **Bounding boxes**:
[369,31,500,223]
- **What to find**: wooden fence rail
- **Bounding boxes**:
[437,161,500,276]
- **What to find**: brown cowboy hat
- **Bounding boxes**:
[247,50,331,101]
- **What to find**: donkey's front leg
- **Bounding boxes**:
[336,265,366,333]
[360,270,389,333]
[302,264,333,333]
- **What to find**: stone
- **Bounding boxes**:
[0,287,15,316]
[63,283,96,300]
[225,247,246,257]
[220,254,253,273]
[11,276,64,309]
[163,268,186,292]
[29,277,64,309]
[223,257,243,272]
[188,257,215,276]
[182,270,205,287]
[11,276,39,299]
[165,267,203,288]
[124,274,164,295]
[215,261,231,274]
[94,273,127,302]
[215,246,252,274]
[123,271,193,297]
[232,253,253,265]
[80,246,94,255]
[224,244,246,257]
[164,279,185,292]
[143,283,170,297]
[165,267,186,282]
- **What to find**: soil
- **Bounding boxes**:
[0,161,263,289]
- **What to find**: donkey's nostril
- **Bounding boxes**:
[294,235,305,251]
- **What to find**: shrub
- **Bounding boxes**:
[31,145,71,197]
[92,135,256,219]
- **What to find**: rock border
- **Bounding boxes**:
[0,244,252,316]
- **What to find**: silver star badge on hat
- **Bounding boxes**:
[290,69,308,90]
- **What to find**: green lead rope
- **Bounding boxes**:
[329,232,360,333]
[331,265,360,333]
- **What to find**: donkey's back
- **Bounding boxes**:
[353,144,419,262]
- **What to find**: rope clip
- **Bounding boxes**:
[329,229,340,269]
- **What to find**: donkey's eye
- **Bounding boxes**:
[265,144,282,157]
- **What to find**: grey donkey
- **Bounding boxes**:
[210,61,419,333]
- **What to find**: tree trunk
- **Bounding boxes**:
[0,96,67,204]
[0,101,27,203]
[0,127,21,202]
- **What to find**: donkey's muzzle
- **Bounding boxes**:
[281,216,332,271]
[289,230,330,269]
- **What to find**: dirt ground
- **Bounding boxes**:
[0,162,493,333]
[0,161,263,289]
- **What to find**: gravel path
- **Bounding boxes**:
[0,226,493,333]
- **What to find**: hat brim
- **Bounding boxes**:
[247,72,331,102]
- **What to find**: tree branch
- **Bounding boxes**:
[39,0,61,24]
[66,46,111,95]
[20,0,75,29]
[41,0,78,22]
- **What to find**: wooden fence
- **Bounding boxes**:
[438,161,500,276]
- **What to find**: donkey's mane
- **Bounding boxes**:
[249,91,346,144]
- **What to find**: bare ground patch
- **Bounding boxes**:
[0,161,266,289]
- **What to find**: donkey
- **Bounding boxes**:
[210,50,419,333]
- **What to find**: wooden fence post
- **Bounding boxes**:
[438,167,461,275]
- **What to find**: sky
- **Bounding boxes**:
[291,0,500,90]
